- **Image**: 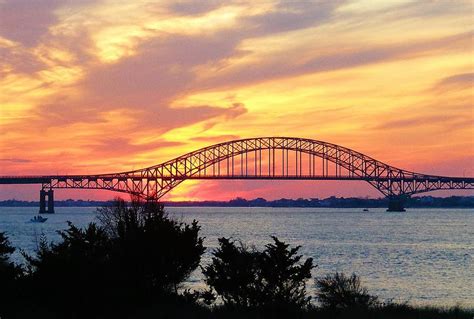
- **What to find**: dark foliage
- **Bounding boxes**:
[316,272,379,310]
[203,237,261,308]
[21,223,115,315]
[17,198,205,318]
[97,198,206,294]
[203,236,314,311]
[0,232,15,262]
[313,303,473,319]
[259,236,314,307]
[0,232,22,316]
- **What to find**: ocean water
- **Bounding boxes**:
[1,207,473,307]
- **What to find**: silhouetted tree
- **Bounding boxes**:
[21,198,205,317]
[259,236,314,308]
[23,223,112,315]
[0,232,17,275]
[203,237,261,308]
[97,198,205,295]
[315,272,379,310]
[203,236,314,310]
[0,232,22,316]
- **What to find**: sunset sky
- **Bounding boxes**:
[0,0,473,201]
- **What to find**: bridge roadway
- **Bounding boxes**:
[0,137,473,213]
[1,175,473,182]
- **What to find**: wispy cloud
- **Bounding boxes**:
[0,158,32,163]
[433,73,474,92]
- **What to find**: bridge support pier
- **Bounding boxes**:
[39,189,54,214]
[386,196,406,212]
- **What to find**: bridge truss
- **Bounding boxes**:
[1,137,473,211]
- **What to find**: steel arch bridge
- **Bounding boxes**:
[1,137,473,212]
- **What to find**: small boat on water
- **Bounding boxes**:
[30,215,48,223]
[363,208,369,212]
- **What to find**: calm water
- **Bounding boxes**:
[1,207,473,307]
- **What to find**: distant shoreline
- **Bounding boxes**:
[1,195,473,208]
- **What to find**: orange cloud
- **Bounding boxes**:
[0,0,473,200]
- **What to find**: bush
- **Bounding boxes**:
[0,232,22,315]
[315,272,379,310]
[203,236,314,310]
[23,223,113,314]
[203,237,261,308]
[259,236,314,308]
[21,198,206,317]
[97,198,206,295]
[0,231,18,279]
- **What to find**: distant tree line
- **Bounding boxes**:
[2,195,474,208]
[0,198,472,319]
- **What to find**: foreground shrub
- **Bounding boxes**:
[373,303,474,319]
[203,237,261,308]
[203,236,314,310]
[97,198,205,295]
[21,198,205,317]
[259,236,314,308]
[23,223,113,314]
[0,232,22,315]
[315,272,379,310]
[0,231,19,281]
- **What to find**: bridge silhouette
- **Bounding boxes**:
[1,137,473,213]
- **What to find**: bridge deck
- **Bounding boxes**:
[0,177,53,184]
[1,137,471,207]
[1,175,473,183]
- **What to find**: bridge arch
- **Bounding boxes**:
[119,137,470,200]
[1,137,472,212]
[151,137,386,180]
